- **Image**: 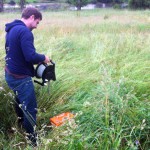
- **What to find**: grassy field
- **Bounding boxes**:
[0,9,150,149]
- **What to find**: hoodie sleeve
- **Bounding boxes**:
[20,27,45,64]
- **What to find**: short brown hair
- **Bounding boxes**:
[21,7,42,20]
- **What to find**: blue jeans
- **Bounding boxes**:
[5,71,37,136]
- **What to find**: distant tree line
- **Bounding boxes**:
[0,0,150,12]
[129,0,150,9]
[67,0,150,10]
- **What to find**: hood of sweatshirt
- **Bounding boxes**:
[5,20,26,32]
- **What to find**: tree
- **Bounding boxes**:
[68,0,93,10]
[129,0,150,9]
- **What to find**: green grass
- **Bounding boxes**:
[0,9,150,149]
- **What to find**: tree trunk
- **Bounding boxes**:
[77,0,81,11]
[0,0,4,12]
[20,0,25,11]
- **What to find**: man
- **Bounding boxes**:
[5,7,49,147]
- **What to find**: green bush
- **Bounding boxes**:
[113,4,121,9]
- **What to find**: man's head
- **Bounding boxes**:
[21,7,42,30]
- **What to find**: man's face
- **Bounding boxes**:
[29,15,41,30]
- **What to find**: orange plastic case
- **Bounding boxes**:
[50,112,74,126]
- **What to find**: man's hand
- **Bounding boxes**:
[44,55,50,63]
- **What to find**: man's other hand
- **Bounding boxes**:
[44,55,50,63]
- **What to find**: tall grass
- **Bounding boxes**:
[0,9,149,149]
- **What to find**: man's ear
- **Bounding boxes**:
[30,15,35,20]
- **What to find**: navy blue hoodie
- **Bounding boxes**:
[5,20,45,77]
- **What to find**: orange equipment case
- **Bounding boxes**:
[50,112,74,126]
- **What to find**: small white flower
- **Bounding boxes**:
[11,127,17,131]
[78,111,83,116]
[10,101,13,105]
[142,119,146,124]
[8,92,13,97]
[0,87,5,92]
[83,101,91,107]
[46,139,53,145]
